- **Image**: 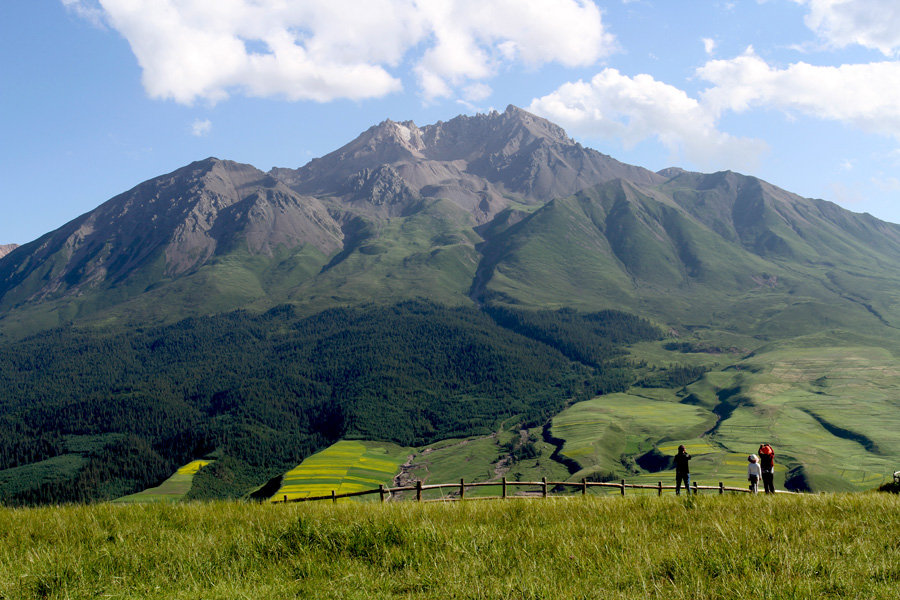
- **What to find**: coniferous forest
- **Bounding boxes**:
[0,301,660,504]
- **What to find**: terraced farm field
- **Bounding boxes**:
[707,345,900,491]
[548,343,900,493]
[115,460,212,503]
[271,440,408,502]
[551,393,715,478]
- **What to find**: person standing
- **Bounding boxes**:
[673,444,692,495]
[747,454,762,494]
[758,443,775,494]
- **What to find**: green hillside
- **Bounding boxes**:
[0,302,658,504]
[479,177,900,339]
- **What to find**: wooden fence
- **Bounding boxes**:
[274,477,793,504]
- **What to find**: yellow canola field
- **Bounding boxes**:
[271,440,406,502]
[176,460,211,475]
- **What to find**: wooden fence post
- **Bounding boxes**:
[542,477,547,498]
[581,478,587,496]
[621,479,626,496]
[460,478,465,500]
[502,477,507,499]
[693,481,698,495]
[284,495,288,503]
[416,480,422,502]
[380,484,386,503]
[719,482,724,495]
[658,482,662,497]
[331,490,336,504]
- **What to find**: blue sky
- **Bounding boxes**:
[3,0,900,245]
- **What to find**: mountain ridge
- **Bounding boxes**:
[2,105,900,341]
[270,104,661,224]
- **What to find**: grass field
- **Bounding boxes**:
[547,340,900,493]
[271,440,409,502]
[401,427,571,500]
[550,391,720,487]
[0,494,896,599]
[113,460,213,503]
[708,345,900,491]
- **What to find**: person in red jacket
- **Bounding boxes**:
[758,443,775,494]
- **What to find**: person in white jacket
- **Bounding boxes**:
[747,454,762,494]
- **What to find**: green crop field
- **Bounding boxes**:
[551,392,716,482]
[271,440,409,502]
[1,494,897,599]
[399,427,570,500]
[114,460,213,503]
[705,344,900,491]
[547,341,900,493]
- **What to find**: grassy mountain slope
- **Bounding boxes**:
[478,175,900,341]
[285,198,481,310]
[542,327,900,493]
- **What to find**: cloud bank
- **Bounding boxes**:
[63,0,613,104]
[698,48,900,137]
[528,69,767,171]
[530,45,900,171]
[795,0,900,56]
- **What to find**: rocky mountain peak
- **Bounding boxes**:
[0,245,17,260]
[657,167,687,180]
[271,105,660,222]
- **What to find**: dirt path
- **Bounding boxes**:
[493,429,528,479]
[393,430,514,492]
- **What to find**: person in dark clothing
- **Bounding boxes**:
[674,444,692,495]
[758,443,775,494]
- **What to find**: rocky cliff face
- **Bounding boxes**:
[0,245,16,260]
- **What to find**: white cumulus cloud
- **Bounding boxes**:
[698,47,900,137]
[528,68,767,170]
[795,0,900,56]
[62,0,613,104]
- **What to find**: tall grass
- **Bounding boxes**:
[0,494,897,599]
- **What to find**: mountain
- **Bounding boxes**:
[0,106,667,337]
[2,107,900,341]
[0,245,16,259]
[2,106,900,500]
[0,159,343,336]
[2,104,900,342]
[271,105,661,224]
[474,170,900,337]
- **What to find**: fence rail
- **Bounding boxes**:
[274,476,793,504]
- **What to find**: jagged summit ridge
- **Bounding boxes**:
[270,105,660,223]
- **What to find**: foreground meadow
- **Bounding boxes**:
[1,494,897,599]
